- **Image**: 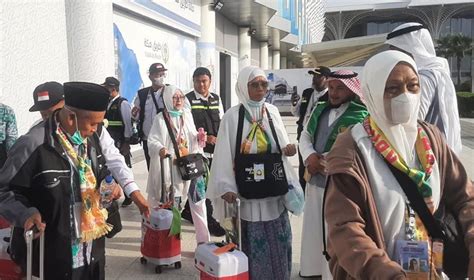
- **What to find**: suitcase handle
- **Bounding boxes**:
[159,154,175,205]
[24,226,44,280]
[224,198,241,250]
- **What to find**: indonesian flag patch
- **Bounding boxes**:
[37,91,49,101]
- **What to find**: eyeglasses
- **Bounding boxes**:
[248,81,269,89]
[172,96,185,101]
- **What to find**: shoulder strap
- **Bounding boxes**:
[265,107,282,154]
[235,105,245,158]
[162,110,182,160]
[150,87,162,112]
[385,161,445,240]
[322,177,331,261]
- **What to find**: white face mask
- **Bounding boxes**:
[389,92,418,124]
[153,76,164,87]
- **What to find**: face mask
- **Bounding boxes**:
[248,99,265,108]
[389,92,418,124]
[153,77,164,87]
[65,107,85,145]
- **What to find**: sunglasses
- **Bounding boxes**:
[248,81,269,89]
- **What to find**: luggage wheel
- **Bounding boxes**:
[140,257,147,265]
[174,261,182,269]
[155,265,162,274]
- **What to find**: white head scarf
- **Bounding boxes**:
[236,66,267,120]
[386,22,462,154]
[386,22,448,70]
[162,85,185,116]
[362,50,420,165]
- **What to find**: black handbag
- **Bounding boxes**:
[163,110,206,181]
[386,161,469,279]
[106,200,122,238]
[234,105,288,199]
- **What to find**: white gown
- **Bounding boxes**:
[146,112,210,244]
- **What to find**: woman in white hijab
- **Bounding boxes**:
[207,66,302,279]
[386,22,462,155]
[322,50,474,279]
[146,85,210,244]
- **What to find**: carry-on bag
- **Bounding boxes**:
[24,228,44,280]
[0,226,21,280]
[140,155,182,274]
[194,198,249,280]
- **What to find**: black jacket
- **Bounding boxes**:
[0,112,108,279]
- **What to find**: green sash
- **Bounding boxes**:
[306,101,368,152]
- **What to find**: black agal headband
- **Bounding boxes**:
[387,25,425,40]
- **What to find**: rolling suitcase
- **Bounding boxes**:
[24,228,44,280]
[140,155,182,274]
[194,198,249,280]
[0,227,21,280]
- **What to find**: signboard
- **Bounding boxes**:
[264,66,363,115]
[113,12,197,102]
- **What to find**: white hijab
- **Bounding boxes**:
[386,22,462,154]
[236,66,267,120]
[162,85,182,113]
[362,50,420,165]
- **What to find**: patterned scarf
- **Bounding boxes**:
[363,117,436,212]
[56,127,112,242]
[241,107,271,154]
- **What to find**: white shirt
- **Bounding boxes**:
[99,129,139,196]
[132,87,165,140]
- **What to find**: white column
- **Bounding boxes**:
[280,56,287,69]
[239,27,251,70]
[198,2,216,90]
[271,28,280,70]
[197,3,216,69]
[2,1,70,134]
[272,50,280,70]
[259,42,269,70]
[65,0,114,82]
[288,60,294,69]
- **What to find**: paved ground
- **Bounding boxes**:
[105,117,474,280]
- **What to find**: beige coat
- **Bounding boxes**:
[324,122,474,279]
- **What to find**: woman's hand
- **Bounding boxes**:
[159,148,169,158]
[282,144,297,156]
[221,192,238,203]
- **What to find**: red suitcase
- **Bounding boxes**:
[0,227,22,280]
[140,155,181,274]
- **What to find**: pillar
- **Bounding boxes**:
[259,42,269,70]
[272,28,280,70]
[65,0,115,82]
[197,2,216,89]
[280,56,287,69]
[239,27,251,70]
[272,50,280,70]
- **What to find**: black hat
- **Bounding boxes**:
[64,82,110,112]
[308,66,331,76]
[193,67,212,79]
[29,81,64,112]
[149,63,167,74]
[101,77,120,88]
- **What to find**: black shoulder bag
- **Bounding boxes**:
[386,162,469,279]
[234,105,288,199]
[163,110,206,181]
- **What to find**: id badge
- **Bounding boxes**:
[432,239,444,273]
[395,239,429,275]
[254,163,265,181]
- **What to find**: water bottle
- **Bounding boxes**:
[197,127,207,148]
[100,175,114,208]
